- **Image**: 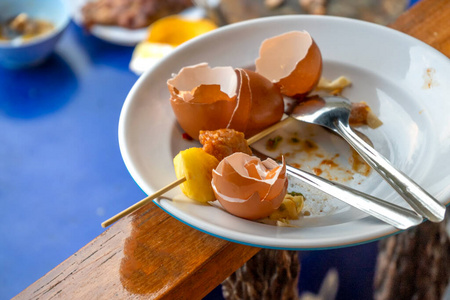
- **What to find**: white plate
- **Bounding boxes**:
[68,0,206,46]
[68,0,148,46]
[119,15,450,249]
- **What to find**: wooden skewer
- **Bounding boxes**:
[246,117,294,145]
[101,177,186,228]
[101,117,295,228]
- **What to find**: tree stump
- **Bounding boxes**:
[222,249,300,300]
[374,210,450,300]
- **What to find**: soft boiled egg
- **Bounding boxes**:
[255,31,322,98]
[211,152,288,220]
[167,63,284,140]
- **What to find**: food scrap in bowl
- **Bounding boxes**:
[0,0,70,69]
[0,13,54,42]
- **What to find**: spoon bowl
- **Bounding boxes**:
[291,95,352,131]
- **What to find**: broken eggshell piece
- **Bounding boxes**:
[168,63,238,139]
[255,31,322,98]
[168,63,284,140]
[212,152,288,220]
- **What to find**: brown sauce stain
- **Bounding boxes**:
[313,168,322,176]
[286,132,373,183]
[319,157,340,169]
[276,132,373,184]
[422,67,439,89]
[290,162,302,169]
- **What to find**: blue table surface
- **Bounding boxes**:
[0,22,379,299]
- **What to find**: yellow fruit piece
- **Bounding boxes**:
[147,15,217,46]
[173,148,219,203]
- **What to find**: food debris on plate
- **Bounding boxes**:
[268,192,305,226]
[199,129,252,161]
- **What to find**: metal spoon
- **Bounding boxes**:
[289,95,446,222]
[251,147,422,230]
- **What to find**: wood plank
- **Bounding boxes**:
[389,0,450,57]
[13,0,450,299]
[13,203,260,299]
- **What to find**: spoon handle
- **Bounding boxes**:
[335,120,446,222]
[285,165,422,230]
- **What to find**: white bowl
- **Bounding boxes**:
[0,0,70,68]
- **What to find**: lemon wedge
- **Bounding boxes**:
[130,16,217,74]
[147,15,217,46]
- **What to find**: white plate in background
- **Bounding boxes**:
[68,0,149,46]
[67,0,206,46]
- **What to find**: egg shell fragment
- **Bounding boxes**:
[168,63,238,139]
[255,31,322,98]
[226,69,252,134]
[212,152,288,220]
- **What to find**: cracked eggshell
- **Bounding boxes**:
[168,63,238,140]
[211,152,288,220]
[168,63,284,140]
[234,69,284,137]
[255,31,322,98]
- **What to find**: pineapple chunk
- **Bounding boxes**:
[173,148,219,203]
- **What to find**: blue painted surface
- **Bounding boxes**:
[0,22,146,298]
[0,21,379,300]
[408,0,421,7]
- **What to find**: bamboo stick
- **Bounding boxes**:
[101,177,186,228]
